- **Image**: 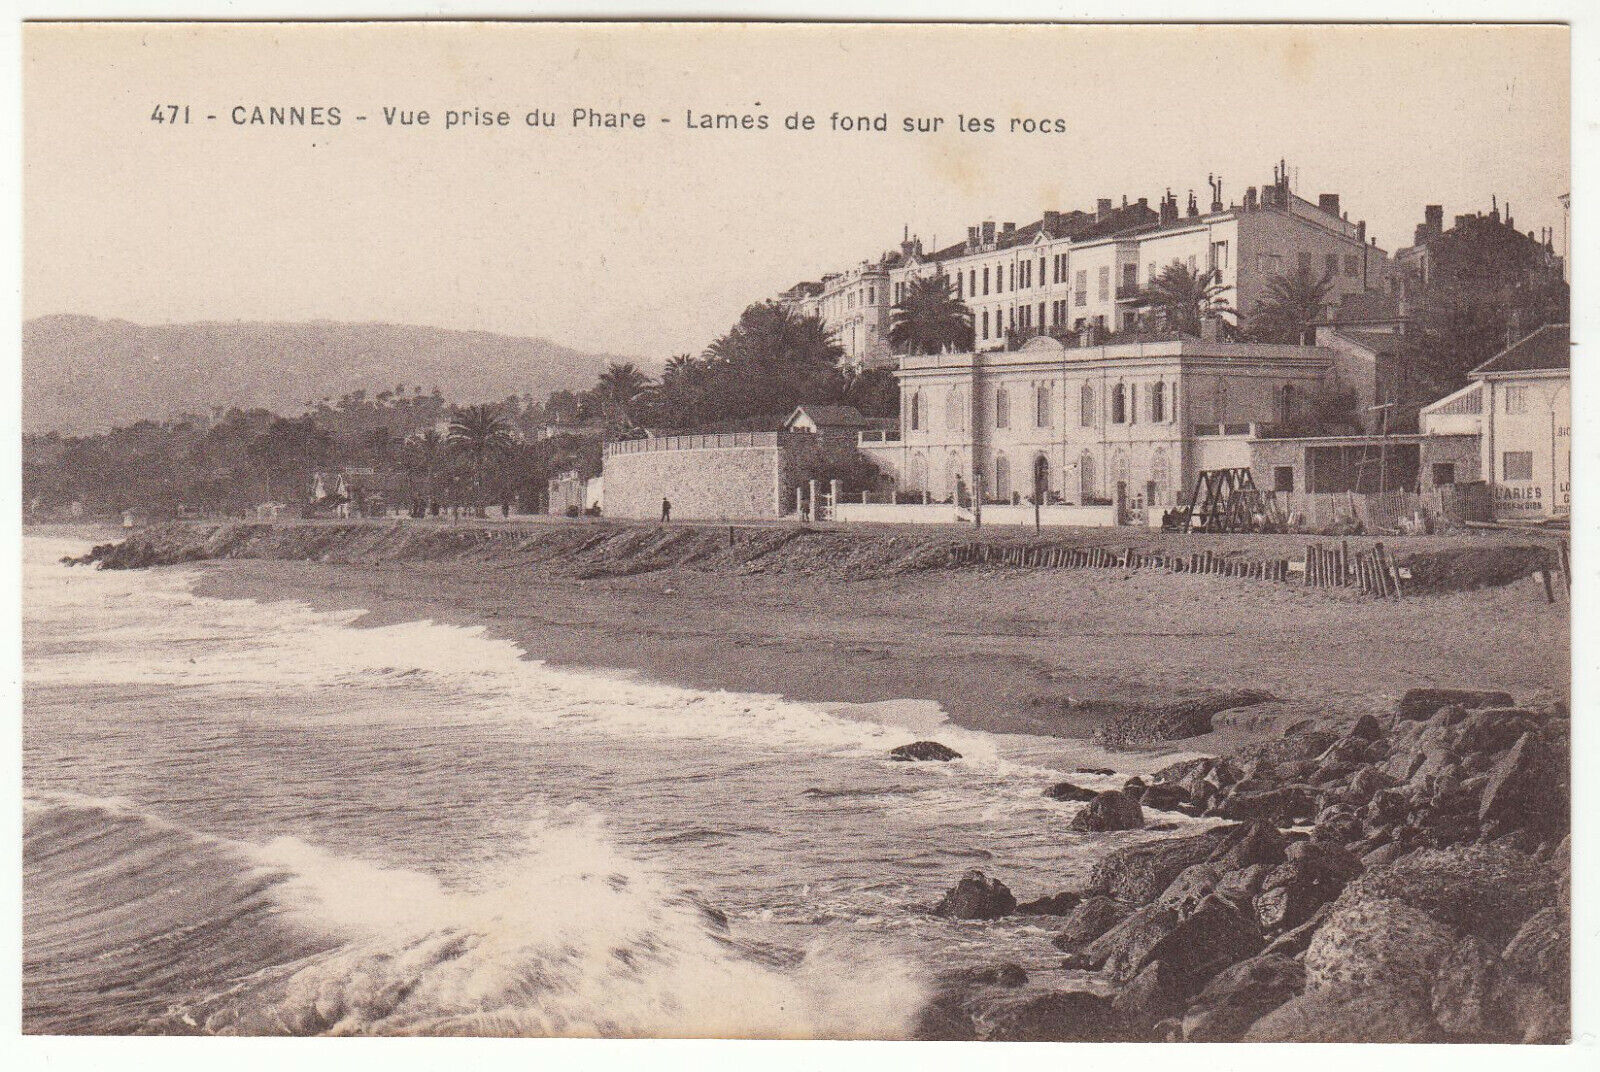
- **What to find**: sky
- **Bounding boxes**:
[24,21,1570,364]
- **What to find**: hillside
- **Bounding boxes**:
[22,315,626,435]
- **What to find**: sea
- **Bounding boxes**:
[22,533,1206,1038]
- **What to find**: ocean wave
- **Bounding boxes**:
[23,793,926,1038]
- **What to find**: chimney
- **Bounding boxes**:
[1122,194,1129,208]
[1159,189,1178,225]
[1208,173,1224,213]
[981,220,996,246]
[1357,220,1366,243]
[1317,193,1340,218]
[1424,204,1443,237]
[1001,221,1016,236]
[1136,196,1149,211]
[1043,209,1061,234]
[1244,185,1258,211]
[1096,197,1113,220]
[1186,190,1199,218]
[966,225,979,252]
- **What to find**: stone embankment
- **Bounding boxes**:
[917,686,1570,1042]
[69,520,1556,592]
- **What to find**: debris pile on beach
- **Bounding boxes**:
[919,686,1570,1042]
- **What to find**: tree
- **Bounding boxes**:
[1249,268,1334,344]
[595,362,652,428]
[696,303,847,421]
[889,274,974,355]
[1136,261,1236,336]
[246,416,333,502]
[843,367,899,418]
[447,404,515,510]
[406,428,446,505]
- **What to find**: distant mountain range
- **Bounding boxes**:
[22,315,628,435]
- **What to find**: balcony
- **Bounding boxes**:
[857,428,901,446]
[1115,283,1144,302]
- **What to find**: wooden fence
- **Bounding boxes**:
[949,542,1293,582]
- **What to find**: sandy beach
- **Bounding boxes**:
[191,550,1569,739]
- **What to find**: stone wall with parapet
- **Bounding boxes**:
[603,442,784,520]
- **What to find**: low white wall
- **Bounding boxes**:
[978,504,1120,527]
[833,503,966,525]
[832,502,1119,527]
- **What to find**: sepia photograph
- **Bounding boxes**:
[14,12,1581,1052]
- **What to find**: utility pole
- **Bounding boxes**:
[1367,402,1396,494]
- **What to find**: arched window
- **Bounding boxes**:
[1112,383,1127,424]
[1128,383,1138,425]
[1035,384,1052,428]
[1080,383,1095,427]
[1148,448,1171,506]
[1079,450,1097,503]
[1032,453,1052,500]
[908,452,929,492]
[945,387,967,432]
[1151,381,1167,423]
[994,387,1011,429]
[1112,449,1130,489]
[994,453,1011,503]
[946,452,966,504]
[909,390,922,431]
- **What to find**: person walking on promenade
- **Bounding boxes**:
[661,497,672,522]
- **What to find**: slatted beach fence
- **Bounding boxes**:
[945,538,1420,597]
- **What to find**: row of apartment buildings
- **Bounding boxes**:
[778,164,1394,370]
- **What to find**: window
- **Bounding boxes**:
[969,269,976,296]
[1038,257,1046,287]
[1038,301,1046,327]
[1128,383,1137,424]
[1151,381,1166,423]
[1503,451,1534,481]
[994,453,1011,502]
[1098,266,1111,301]
[1122,263,1138,292]
[945,388,967,432]
[1324,253,1338,278]
[1505,386,1528,414]
[1211,240,1229,270]
[1080,383,1095,427]
[909,390,922,431]
[1035,384,1052,428]
[981,309,989,340]
[983,267,990,296]
[1344,254,1359,277]
[1112,383,1127,424]
[995,387,1011,428]
[1074,270,1087,306]
[1432,463,1456,487]
[1273,466,1296,492]
[954,275,962,299]
[1019,305,1032,330]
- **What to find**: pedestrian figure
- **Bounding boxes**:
[661,497,672,522]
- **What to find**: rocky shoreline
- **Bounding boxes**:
[908,686,1570,1042]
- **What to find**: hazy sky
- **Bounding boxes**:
[25,22,1569,363]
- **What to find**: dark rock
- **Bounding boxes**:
[1015,891,1082,916]
[1207,821,1287,871]
[1042,781,1097,802]
[1156,863,1224,917]
[1259,901,1332,958]
[1360,842,1405,868]
[1051,895,1130,951]
[1137,783,1189,813]
[1146,821,1180,832]
[1478,731,1567,838]
[1153,688,1277,739]
[1501,905,1569,1007]
[1454,707,1538,754]
[1304,896,1455,992]
[1348,764,1397,800]
[1245,981,1442,1042]
[1087,895,1263,991]
[1397,688,1514,721]
[1088,829,1230,903]
[1112,959,1184,1030]
[984,990,1127,1042]
[1075,767,1116,776]
[1181,954,1305,1042]
[1341,844,1560,948]
[933,869,1016,920]
[890,740,961,762]
[1216,784,1320,824]
[940,962,1030,989]
[1214,864,1270,904]
[1069,790,1144,832]
[1349,713,1384,739]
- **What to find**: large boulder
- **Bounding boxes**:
[1086,829,1229,904]
[1303,896,1456,993]
[1042,781,1098,802]
[1336,844,1559,948]
[1478,731,1567,838]
[1111,959,1184,1031]
[1181,954,1305,1042]
[982,990,1128,1042]
[1069,790,1144,832]
[1397,688,1515,721]
[1244,981,1442,1042]
[1052,895,1131,951]
[1207,821,1288,871]
[1214,784,1320,824]
[890,740,961,762]
[1086,895,1262,991]
[1015,891,1082,916]
[933,870,1016,920]
[1431,936,1508,1040]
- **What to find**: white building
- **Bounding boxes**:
[1420,324,1569,521]
[858,332,1364,515]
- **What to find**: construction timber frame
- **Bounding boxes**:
[1176,467,1284,534]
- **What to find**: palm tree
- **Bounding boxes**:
[408,428,445,504]
[889,274,975,354]
[447,404,515,510]
[595,362,652,427]
[1249,268,1334,344]
[1137,261,1237,336]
